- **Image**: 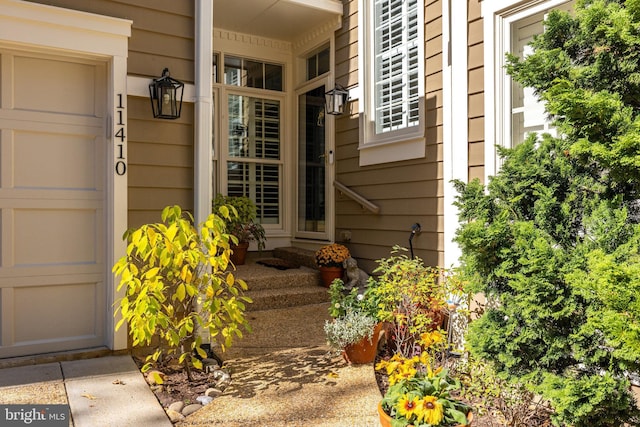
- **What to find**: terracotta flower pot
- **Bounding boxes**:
[377,401,473,427]
[230,241,250,265]
[318,266,344,287]
[343,323,384,364]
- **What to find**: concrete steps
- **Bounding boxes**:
[233,247,329,312]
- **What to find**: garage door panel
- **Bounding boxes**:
[13,208,98,266]
[13,131,101,190]
[0,50,107,358]
[13,56,99,117]
[12,281,103,342]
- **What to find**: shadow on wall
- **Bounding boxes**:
[334,94,441,274]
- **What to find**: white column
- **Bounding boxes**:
[194,0,213,226]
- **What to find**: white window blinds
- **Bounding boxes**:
[374,0,420,134]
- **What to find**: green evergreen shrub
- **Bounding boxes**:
[455,1,640,425]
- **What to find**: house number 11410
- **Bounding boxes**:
[115,93,126,176]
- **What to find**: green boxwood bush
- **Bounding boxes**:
[455,1,640,425]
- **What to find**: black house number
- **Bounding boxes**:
[115,93,127,176]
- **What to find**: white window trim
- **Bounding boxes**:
[483,0,571,181]
[0,0,132,351]
[443,0,469,267]
[357,0,426,166]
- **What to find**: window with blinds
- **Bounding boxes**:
[358,0,425,165]
[374,0,420,134]
[227,94,281,225]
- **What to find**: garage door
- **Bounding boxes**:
[0,50,107,358]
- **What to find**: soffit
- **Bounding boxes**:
[213,0,343,41]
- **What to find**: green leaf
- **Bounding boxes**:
[176,283,186,301]
[195,345,208,359]
[192,357,203,370]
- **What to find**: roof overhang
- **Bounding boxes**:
[213,0,343,42]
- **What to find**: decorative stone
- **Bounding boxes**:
[205,387,223,398]
[212,370,230,381]
[196,395,214,405]
[150,385,164,393]
[213,370,231,389]
[168,401,185,413]
[182,403,203,416]
[165,409,185,423]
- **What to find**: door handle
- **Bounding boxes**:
[318,151,334,164]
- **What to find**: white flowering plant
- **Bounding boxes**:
[327,279,379,319]
[325,279,381,351]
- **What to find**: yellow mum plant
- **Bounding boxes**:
[315,243,350,267]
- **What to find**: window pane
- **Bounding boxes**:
[305,47,330,81]
[307,56,318,80]
[318,48,330,75]
[224,56,242,86]
[510,12,554,146]
[223,55,282,91]
[245,60,263,89]
[227,161,279,225]
[228,95,280,160]
[265,64,282,91]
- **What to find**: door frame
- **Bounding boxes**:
[294,75,335,242]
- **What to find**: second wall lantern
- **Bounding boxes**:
[324,84,349,115]
[149,68,184,119]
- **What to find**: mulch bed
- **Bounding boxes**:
[133,358,215,408]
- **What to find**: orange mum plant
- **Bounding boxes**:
[314,243,350,267]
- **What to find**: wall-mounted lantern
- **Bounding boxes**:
[324,84,349,115]
[148,68,184,119]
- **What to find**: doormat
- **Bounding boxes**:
[256,258,298,270]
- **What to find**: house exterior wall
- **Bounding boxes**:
[468,0,485,184]
[25,0,196,228]
[334,0,444,272]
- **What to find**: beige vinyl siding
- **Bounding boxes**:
[25,0,196,228]
[127,97,194,228]
[335,0,444,272]
[26,0,195,83]
[468,0,484,182]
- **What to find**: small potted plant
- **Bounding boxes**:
[315,243,350,287]
[213,194,266,264]
[375,331,473,426]
[324,279,382,364]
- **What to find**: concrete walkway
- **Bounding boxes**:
[0,355,172,427]
[0,303,383,426]
[177,302,383,426]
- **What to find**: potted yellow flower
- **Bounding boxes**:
[376,348,473,427]
[314,243,350,287]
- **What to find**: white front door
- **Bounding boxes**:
[0,49,107,358]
